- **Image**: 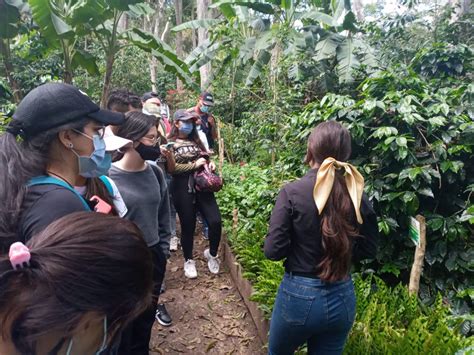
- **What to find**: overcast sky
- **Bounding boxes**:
[361,0,450,14]
[360,0,451,18]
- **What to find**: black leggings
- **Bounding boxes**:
[171,174,222,260]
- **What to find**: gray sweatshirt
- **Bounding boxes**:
[109,163,171,254]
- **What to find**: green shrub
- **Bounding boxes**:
[220,68,474,312]
[347,274,472,354]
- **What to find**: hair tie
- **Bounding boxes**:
[9,242,31,270]
[313,157,365,224]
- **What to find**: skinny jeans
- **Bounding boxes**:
[171,174,222,260]
[268,273,356,355]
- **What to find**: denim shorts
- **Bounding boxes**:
[268,273,356,355]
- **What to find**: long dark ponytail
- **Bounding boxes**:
[0,119,89,251]
[307,121,359,282]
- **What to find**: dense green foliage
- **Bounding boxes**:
[216,67,474,313]
[210,1,474,316]
[217,163,474,353]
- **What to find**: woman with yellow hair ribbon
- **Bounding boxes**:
[264,121,379,355]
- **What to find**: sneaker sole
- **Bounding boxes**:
[156,317,172,327]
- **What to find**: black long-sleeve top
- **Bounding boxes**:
[264,169,378,275]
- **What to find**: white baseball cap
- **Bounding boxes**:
[103,126,132,151]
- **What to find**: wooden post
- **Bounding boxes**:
[408,215,427,296]
[232,208,238,237]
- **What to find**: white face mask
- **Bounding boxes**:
[66,317,108,355]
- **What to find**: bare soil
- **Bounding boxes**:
[150,228,265,355]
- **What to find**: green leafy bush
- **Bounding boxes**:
[220,67,474,313]
[347,275,472,354]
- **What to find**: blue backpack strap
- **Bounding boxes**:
[99,176,114,196]
[27,176,91,211]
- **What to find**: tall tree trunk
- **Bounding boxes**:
[118,13,129,31]
[174,0,184,90]
[150,15,159,92]
[147,0,167,93]
[450,0,471,21]
[270,43,281,166]
[0,39,22,103]
[100,52,115,108]
[197,0,210,89]
[191,2,197,50]
[352,0,364,22]
[61,40,73,84]
[100,10,122,108]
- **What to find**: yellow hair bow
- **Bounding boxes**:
[313,157,365,224]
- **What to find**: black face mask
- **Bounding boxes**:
[135,143,161,161]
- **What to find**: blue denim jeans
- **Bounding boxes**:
[268,273,356,355]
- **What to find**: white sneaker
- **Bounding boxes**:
[204,249,220,274]
[184,259,197,279]
[169,236,179,252]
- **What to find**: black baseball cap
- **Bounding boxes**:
[174,109,198,121]
[200,92,215,106]
[11,83,125,138]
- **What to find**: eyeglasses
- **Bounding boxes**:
[141,135,160,146]
[94,126,106,139]
[73,126,106,139]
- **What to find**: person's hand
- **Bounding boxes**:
[209,161,216,171]
[195,158,207,168]
[160,147,171,160]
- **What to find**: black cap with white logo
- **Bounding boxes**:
[199,91,215,106]
[9,83,125,138]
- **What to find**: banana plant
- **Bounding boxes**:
[0,0,28,102]
[302,1,377,83]
[28,0,102,83]
[28,0,198,106]
[125,28,200,92]
[172,2,274,87]
[72,0,149,106]
[174,0,377,87]
[69,0,199,106]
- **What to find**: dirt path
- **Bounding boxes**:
[150,228,265,355]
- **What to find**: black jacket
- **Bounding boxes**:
[264,169,378,275]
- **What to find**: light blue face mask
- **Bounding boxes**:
[71,131,111,178]
[66,317,108,355]
[200,105,209,113]
[179,121,194,136]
